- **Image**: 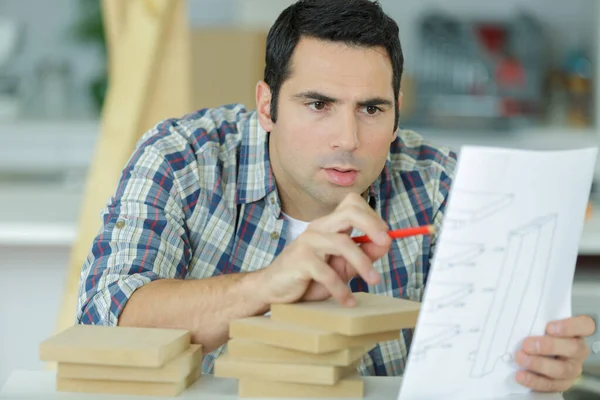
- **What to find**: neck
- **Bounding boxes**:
[276,182,371,222]
[277,182,334,222]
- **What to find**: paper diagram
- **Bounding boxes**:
[470,213,558,378]
[427,282,474,312]
[433,242,485,270]
[397,146,595,400]
[410,324,461,362]
[444,190,514,229]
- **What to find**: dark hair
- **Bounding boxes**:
[264,0,404,131]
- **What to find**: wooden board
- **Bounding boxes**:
[229,316,400,354]
[56,365,201,397]
[40,325,190,368]
[227,338,365,367]
[57,344,202,383]
[238,374,364,398]
[55,0,193,345]
[270,292,421,335]
[214,355,358,386]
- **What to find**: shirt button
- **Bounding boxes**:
[270,197,275,204]
[115,220,126,229]
[270,231,279,240]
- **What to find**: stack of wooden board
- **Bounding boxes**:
[215,292,420,398]
[39,325,201,397]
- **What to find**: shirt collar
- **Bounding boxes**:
[367,161,386,210]
[235,111,278,205]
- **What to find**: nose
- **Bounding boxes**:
[330,110,359,151]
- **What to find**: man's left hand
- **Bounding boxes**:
[515,315,596,392]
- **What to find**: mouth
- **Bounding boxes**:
[327,166,358,173]
[323,167,359,187]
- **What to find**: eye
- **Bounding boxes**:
[363,105,382,115]
[309,101,327,111]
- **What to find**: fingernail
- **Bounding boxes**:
[369,270,381,283]
[376,231,390,245]
[346,296,357,307]
[548,323,561,335]
[517,371,530,384]
[516,372,524,384]
[525,339,538,353]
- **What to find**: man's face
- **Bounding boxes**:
[257,37,399,220]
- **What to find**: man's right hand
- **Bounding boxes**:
[257,193,392,307]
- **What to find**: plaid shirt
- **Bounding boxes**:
[76,104,456,376]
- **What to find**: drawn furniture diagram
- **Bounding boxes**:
[444,190,514,229]
[426,282,474,312]
[410,324,461,362]
[470,214,558,378]
[433,242,485,270]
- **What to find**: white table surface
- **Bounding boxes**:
[0,370,564,400]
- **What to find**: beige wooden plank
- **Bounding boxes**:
[56,365,201,397]
[101,0,126,60]
[57,344,201,382]
[55,0,192,346]
[214,354,358,386]
[142,0,192,129]
[227,338,365,367]
[270,292,421,335]
[229,316,400,354]
[40,325,190,368]
[238,373,364,398]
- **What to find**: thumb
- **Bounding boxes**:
[360,241,391,262]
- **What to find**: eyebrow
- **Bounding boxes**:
[292,91,393,107]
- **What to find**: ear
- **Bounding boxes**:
[392,91,403,141]
[256,81,274,132]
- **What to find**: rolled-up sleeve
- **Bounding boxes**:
[76,131,192,326]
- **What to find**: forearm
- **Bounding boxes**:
[117,271,269,353]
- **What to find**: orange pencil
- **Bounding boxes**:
[352,225,436,244]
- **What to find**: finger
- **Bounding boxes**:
[311,208,390,245]
[547,315,596,338]
[308,259,355,306]
[515,370,573,393]
[302,281,332,302]
[336,192,374,211]
[329,255,359,282]
[310,198,390,246]
[522,336,583,358]
[515,351,582,380]
[360,241,392,262]
[305,232,381,285]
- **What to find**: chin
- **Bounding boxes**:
[316,186,365,205]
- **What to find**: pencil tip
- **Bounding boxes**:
[428,225,436,234]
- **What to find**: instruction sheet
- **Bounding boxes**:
[398,145,598,400]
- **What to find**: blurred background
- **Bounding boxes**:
[1,0,600,397]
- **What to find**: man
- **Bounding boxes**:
[76,0,594,392]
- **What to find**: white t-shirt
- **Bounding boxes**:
[282,212,310,242]
[281,212,362,242]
